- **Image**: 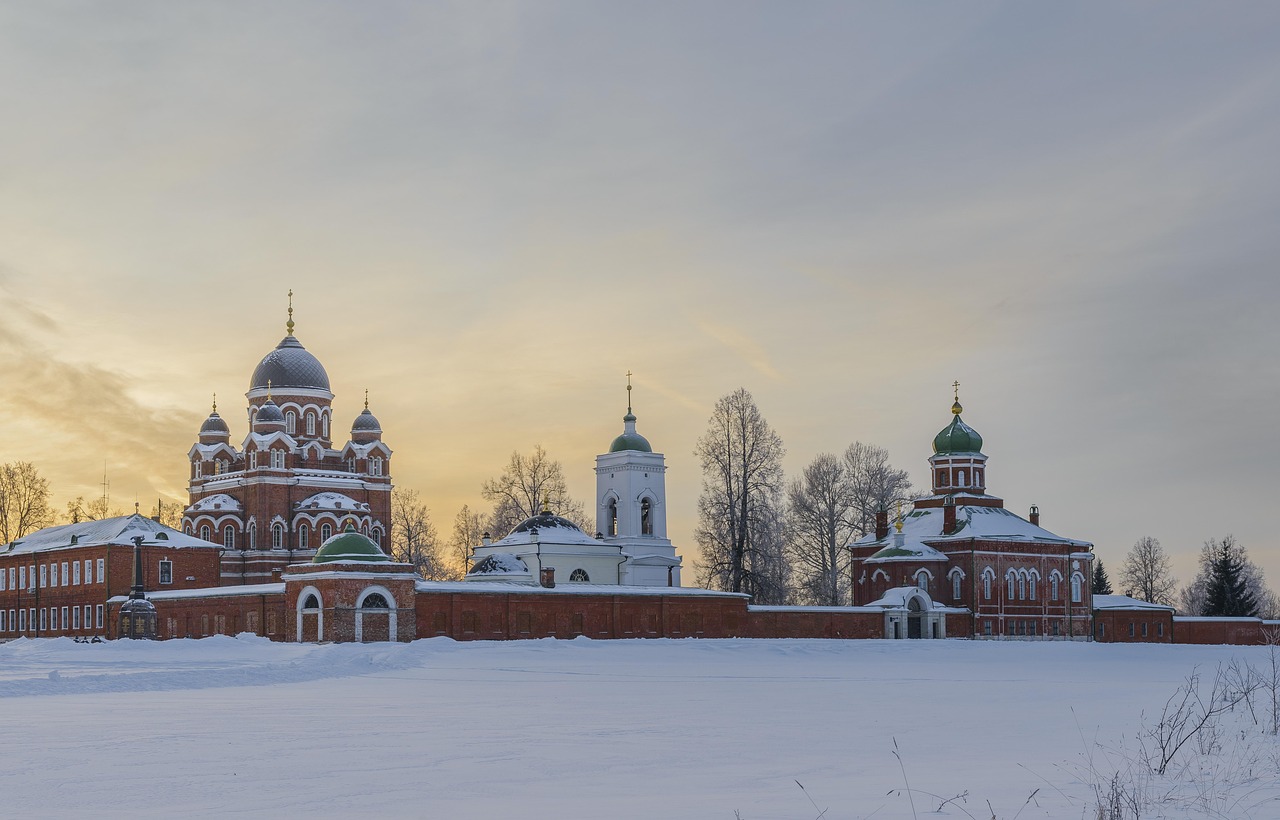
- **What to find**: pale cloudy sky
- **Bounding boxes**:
[1,2,1278,588]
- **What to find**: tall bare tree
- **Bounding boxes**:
[786,453,856,605]
[1119,536,1178,605]
[64,495,124,523]
[0,461,54,543]
[449,504,488,576]
[843,442,914,539]
[694,388,788,602]
[390,487,454,580]
[481,445,589,536]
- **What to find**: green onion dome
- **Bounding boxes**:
[312,523,390,564]
[932,400,984,454]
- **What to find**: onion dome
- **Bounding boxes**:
[608,377,652,452]
[351,391,382,440]
[932,398,983,454]
[250,336,331,392]
[312,523,390,564]
[253,398,286,432]
[199,395,230,439]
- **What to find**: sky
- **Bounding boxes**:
[1,2,1278,590]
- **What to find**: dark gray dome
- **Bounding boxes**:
[256,400,285,424]
[250,336,330,392]
[200,412,229,435]
[510,509,584,536]
[352,408,382,433]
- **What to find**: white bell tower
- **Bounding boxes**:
[594,375,682,586]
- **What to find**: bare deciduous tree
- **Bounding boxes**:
[843,442,914,539]
[694,388,788,602]
[64,495,124,524]
[481,445,589,537]
[786,453,855,605]
[391,487,454,580]
[449,504,488,576]
[1119,536,1178,606]
[0,461,54,543]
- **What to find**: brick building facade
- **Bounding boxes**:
[849,394,1095,639]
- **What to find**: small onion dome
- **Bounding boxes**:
[510,509,585,537]
[351,407,382,435]
[200,411,229,437]
[932,401,984,454]
[253,398,286,432]
[250,335,331,392]
[312,523,390,564]
[609,411,652,453]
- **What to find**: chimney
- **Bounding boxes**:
[540,567,556,588]
[943,495,956,535]
[875,507,889,541]
[1029,505,1040,527]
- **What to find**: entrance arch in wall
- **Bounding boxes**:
[907,595,924,639]
[355,585,397,642]
[296,587,323,642]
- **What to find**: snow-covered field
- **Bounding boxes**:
[2,636,1279,819]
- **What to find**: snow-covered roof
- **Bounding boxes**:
[863,586,935,609]
[109,582,284,603]
[489,512,603,548]
[853,504,1091,550]
[5,514,222,555]
[187,493,243,514]
[865,534,949,564]
[1093,594,1175,612]
[295,492,370,513]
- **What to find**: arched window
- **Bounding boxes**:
[570,568,590,582]
[607,499,618,537]
[194,461,202,478]
[938,471,949,487]
[286,411,296,435]
[952,574,962,600]
[1007,573,1016,599]
[914,570,929,594]
[370,457,382,476]
[214,459,224,475]
[271,450,285,469]
[302,594,320,609]
[1071,574,1083,603]
[322,415,329,438]
[271,523,284,549]
[200,524,211,542]
[361,593,390,609]
[298,525,309,549]
[1017,574,1026,600]
[975,469,983,487]
[248,451,258,470]
[306,413,316,436]
[371,527,382,545]
[957,469,967,486]
[223,527,236,549]
[321,523,333,542]
[983,573,992,599]
[1028,575,1037,600]
[640,498,653,535]
[1051,574,1060,600]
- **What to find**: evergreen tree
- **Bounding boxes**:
[1203,537,1258,617]
[1092,559,1113,595]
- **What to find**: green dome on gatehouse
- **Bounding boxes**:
[312,523,391,564]
[932,400,984,455]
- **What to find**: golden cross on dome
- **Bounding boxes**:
[266,379,273,401]
[286,289,295,336]
[364,388,369,411]
[541,494,551,513]
[626,370,633,413]
[894,500,904,534]
[212,393,217,413]
[953,380,960,401]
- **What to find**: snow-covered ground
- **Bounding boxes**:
[2,636,1278,819]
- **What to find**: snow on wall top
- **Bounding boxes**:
[5,514,222,555]
[417,580,749,598]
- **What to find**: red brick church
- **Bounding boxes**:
[182,298,392,584]
[849,391,1095,638]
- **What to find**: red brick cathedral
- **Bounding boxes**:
[849,392,1095,638]
[181,304,392,584]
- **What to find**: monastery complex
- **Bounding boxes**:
[1,313,1275,647]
